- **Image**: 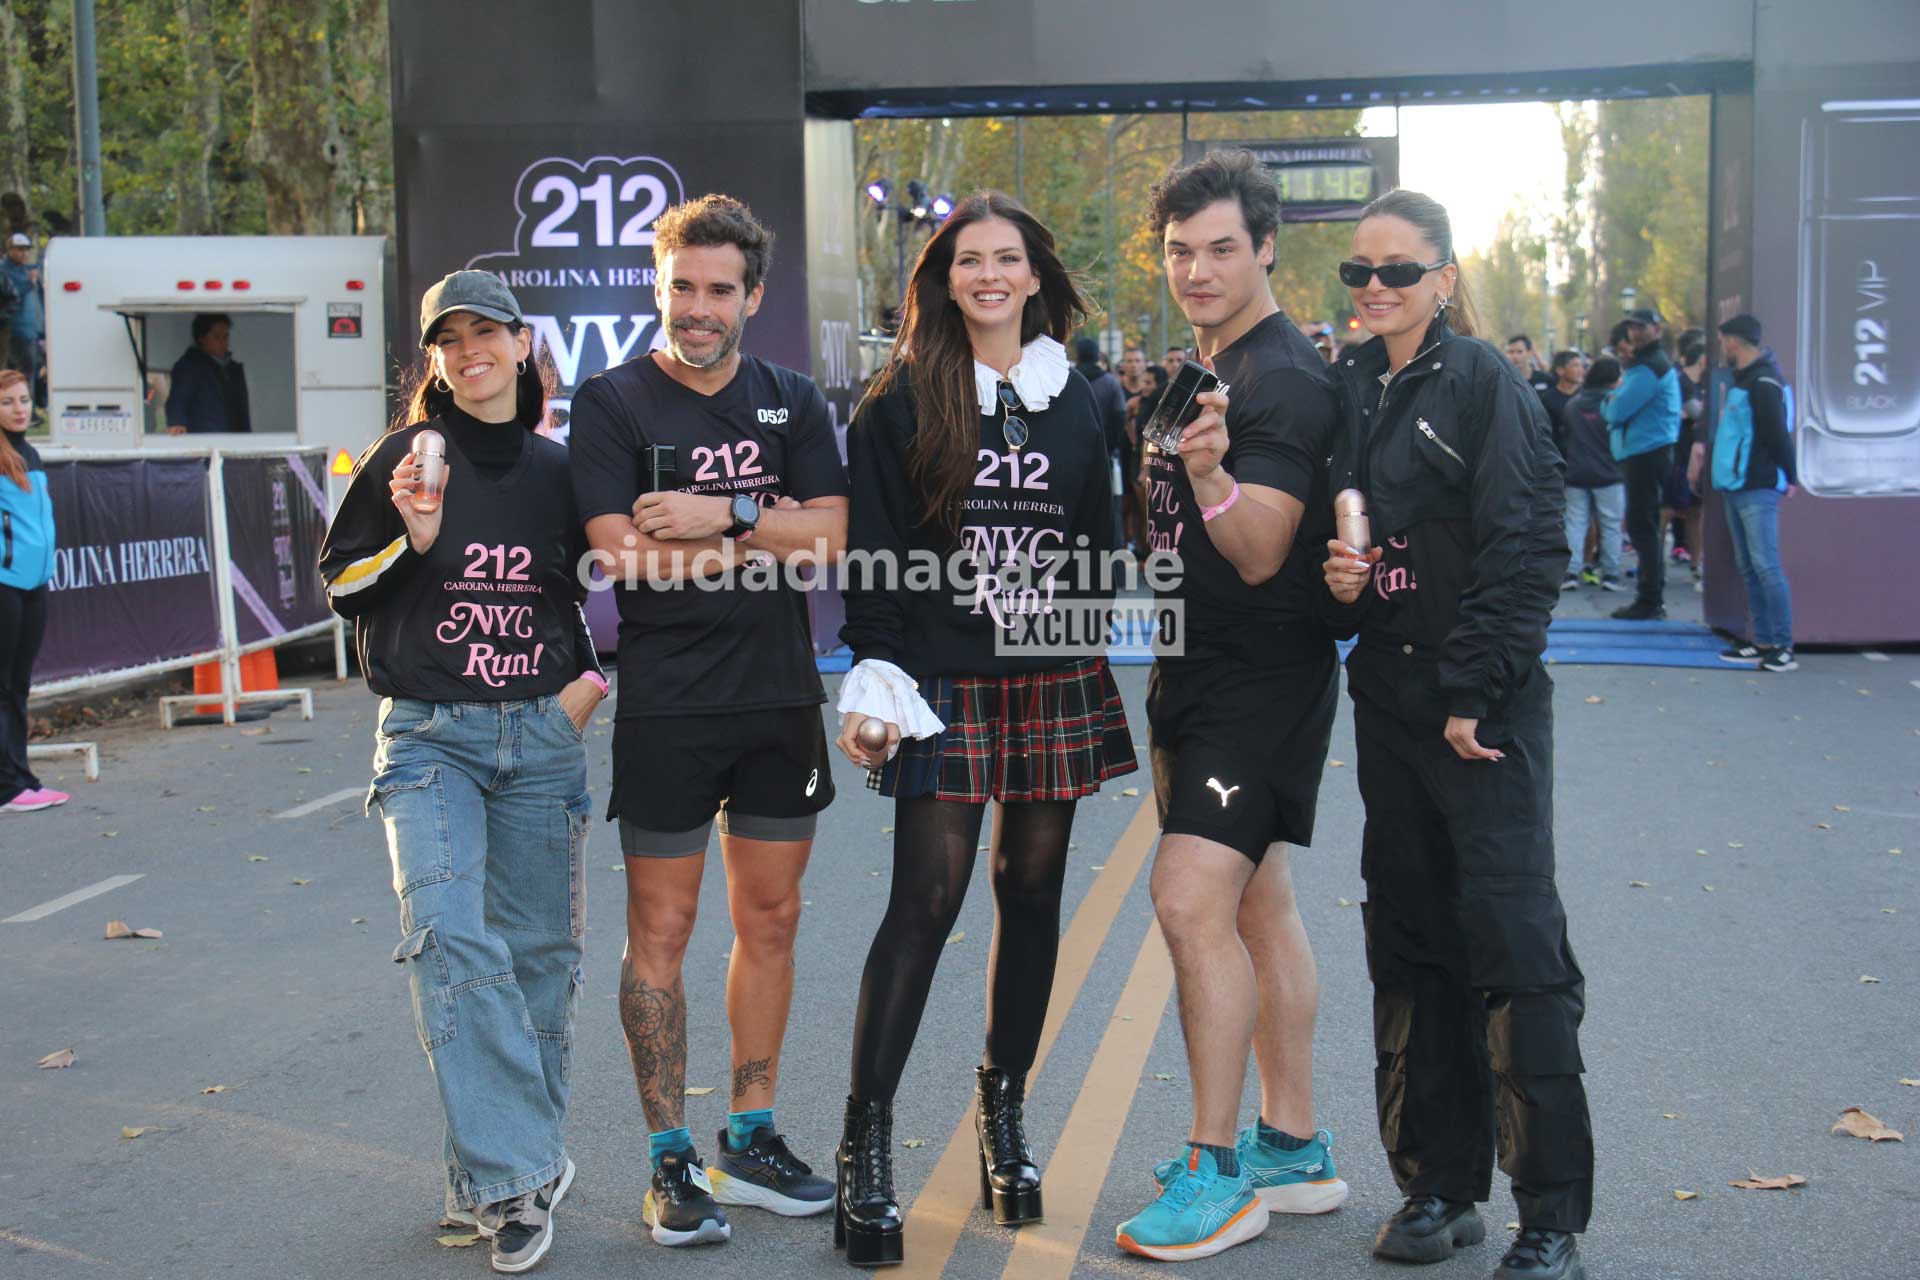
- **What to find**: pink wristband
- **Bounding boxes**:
[1200,481,1240,522]
[579,671,608,695]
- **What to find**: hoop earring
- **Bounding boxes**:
[517,360,527,375]
[1436,295,1452,317]
[432,375,450,393]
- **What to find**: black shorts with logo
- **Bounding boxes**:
[1147,647,1338,863]
[611,705,835,856]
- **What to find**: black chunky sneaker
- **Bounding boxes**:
[835,1096,903,1267]
[711,1126,834,1217]
[476,1158,575,1274]
[644,1148,731,1247]
[1372,1194,1486,1264]
[975,1065,1043,1226]
[1491,1228,1586,1279]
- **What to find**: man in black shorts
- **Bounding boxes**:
[1115,151,1346,1264]
[568,195,849,1248]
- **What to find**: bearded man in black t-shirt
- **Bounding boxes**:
[1115,152,1348,1263]
[568,195,849,1248]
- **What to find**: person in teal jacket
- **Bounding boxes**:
[1601,308,1680,620]
[0,368,64,813]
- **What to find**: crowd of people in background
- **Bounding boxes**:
[0,232,46,413]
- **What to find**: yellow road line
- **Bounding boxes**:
[999,919,1175,1280]
[895,796,1160,1278]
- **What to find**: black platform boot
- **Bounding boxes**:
[835,1096,903,1268]
[974,1066,1043,1226]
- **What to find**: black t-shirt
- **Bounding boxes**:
[1537,383,1573,428]
[318,409,600,701]
[568,352,849,719]
[1145,311,1337,663]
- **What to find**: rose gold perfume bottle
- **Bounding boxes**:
[1334,488,1371,554]
[411,428,447,513]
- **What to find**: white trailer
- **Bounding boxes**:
[41,235,388,506]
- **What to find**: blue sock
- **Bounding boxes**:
[1256,1117,1312,1151]
[648,1126,693,1168]
[726,1108,774,1151]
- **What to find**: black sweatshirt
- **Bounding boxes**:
[840,368,1116,677]
[318,406,602,701]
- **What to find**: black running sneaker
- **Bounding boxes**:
[476,1158,574,1274]
[1759,647,1798,672]
[709,1126,834,1217]
[1719,642,1764,664]
[644,1148,731,1246]
[1491,1227,1586,1278]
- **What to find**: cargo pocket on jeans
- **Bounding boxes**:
[562,792,591,938]
[369,765,451,898]
[392,923,456,1052]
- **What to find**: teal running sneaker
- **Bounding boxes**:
[1238,1126,1349,1215]
[1115,1145,1269,1262]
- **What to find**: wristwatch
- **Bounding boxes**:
[725,493,761,539]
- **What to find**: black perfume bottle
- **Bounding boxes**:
[1797,99,1920,497]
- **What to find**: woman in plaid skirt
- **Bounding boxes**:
[829,191,1137,1267]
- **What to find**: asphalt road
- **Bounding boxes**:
[4,637,1916,1278]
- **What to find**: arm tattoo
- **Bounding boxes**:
[618,954,687,1131]
[732,1055,773,1100]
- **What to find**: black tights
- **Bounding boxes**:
[849,796,1076,1102]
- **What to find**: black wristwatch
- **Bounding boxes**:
[725,493,761,539]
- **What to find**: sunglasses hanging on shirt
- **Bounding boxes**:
[1337,258,1452,289]
[996,382,1030,452]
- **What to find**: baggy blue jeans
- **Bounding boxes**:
[367,695,591,1211]
[1721,488,1793,650]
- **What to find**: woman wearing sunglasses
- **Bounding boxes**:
[832,191,1135,1267]
[1320,191,1591,1280]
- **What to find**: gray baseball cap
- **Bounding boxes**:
[418,270,523,347]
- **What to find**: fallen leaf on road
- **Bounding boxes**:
[1152,1073,1175,1081]
[1885,908,1898,915]
[1329,759,1345,768]
[1089,865,1106,871]
[434,1234,482,1248]
[239,726,270,737]
[1728,842,1745,849]
[1813,823,1833,830]
[880,826,894,834]
[1833,805,1851,812]
[1120,787,1140,797]
[37,1048,75,1069]
[247,855,269,862]
[1629,881,1650,888]
[291,879,311,887]
[1860,975,1882,984]
[902,1138,927,1149]
[1584,695,1603,704]
[1898,1079,1919,1088]
[1505,1222,1521,1231]
[1662,1113,1682,1120]
[1702,885,1715,893]
[684,1086,715,1097]
[1729,1173,1806,1191]
[1336,897,1357,907]
[121,1126,154,1140]
[132,928,162,939]
[196,805,216,813]
[946,931,965,945]
[1695,849,1709,856]
[1673,1190,1698,1201]
[102,831,118,839]
[200,1084,234,1095]
[297,768,313,774]
[1832,1107,1903,1142]
[104,920,132,939]
[351,917,366,925]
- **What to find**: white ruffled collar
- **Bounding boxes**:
[973,335,1071,413]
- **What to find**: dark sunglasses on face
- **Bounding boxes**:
[995,382,1030,451]
[1338,258,1452,289]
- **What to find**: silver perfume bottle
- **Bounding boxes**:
[1797,99,1920,497]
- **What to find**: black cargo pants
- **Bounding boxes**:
[1347,646,1593,1233]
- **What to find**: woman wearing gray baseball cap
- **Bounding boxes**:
[319,270,606,1273]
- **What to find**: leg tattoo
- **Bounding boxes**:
[619,954,688,1131]
[732,1055,773,1101]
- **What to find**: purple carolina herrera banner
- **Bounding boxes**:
[223,453,334,646]
[40,459,221,683]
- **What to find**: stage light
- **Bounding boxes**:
[906,180,931,219]
[931,194,954,219]
[865,179,890,206]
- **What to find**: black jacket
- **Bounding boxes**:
[1554,387,1623,489]
[1327,316,1569,721]
[1076,361,1128,457]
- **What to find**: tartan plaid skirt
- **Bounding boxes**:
[876,658,1138,803]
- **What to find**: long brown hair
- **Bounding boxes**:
[1357,189,1481,339]
[388,320,558,434]
[865,191,1093,541]
[0,370,30,492]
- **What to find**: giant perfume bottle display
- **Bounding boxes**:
[1797,99,1920,496]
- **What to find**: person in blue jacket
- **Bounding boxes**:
[0,368,64,814]
[1709,314,1798,673]
[1601,307,1680,620]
